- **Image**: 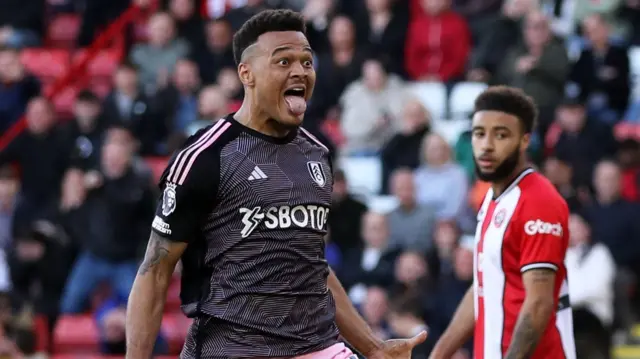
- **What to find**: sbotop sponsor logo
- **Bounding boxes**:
[524,219,563,237]
[239,205,330,238]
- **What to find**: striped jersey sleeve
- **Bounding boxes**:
[151,120,231,242]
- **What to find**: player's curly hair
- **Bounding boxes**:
[232,9,307,65]
[474,86,538,134]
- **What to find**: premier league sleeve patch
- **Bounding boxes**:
[161,183,177,216]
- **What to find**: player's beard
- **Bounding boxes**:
[474,146,521,182]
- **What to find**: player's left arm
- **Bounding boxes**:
[327,268,384,356]
[505,199,569,359]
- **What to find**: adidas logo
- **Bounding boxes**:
[248,166,268,181]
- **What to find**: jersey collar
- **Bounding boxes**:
[493,167,535,202]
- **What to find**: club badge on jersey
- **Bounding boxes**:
[307,161,326,187]
[162,183,177,216]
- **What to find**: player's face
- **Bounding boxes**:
[471,111,529,182]
[246,31,316,128]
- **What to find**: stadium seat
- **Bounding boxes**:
[339,156,382,196]
[34,315,49,352]
[165,275,181,312]
[407,81,447,120]
[161,313,192,354]
[20,48,70,81]
[449,82,487,120]
[432,118,470,145]
[53,314,99,353]
[144,157,169,183]
[74,49,121,79]
[47,14,81,48]
[51,86,79,119]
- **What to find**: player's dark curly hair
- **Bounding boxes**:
[232,9,307,65]
[474,86,538,134]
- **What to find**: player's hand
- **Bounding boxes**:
[368,331,427,359]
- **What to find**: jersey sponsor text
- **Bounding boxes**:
[239,205,330,238]
[524,219,563,237]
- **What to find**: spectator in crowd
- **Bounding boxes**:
[328,169,367,254]
[542,155,583,211]
[152,58,201,152]
[392,251,433,297]
[310,15,366,126]
[431,221,463,275]
[216,67,243,103]
[585,160,640,282]
[551,95,618,188]
[414,133,468,220]
[381,99,431,193]
[467,0,534,82]
[386,168,437,254]
[184,85,229,138]
[0,167,17,251]
[624,96,640,122]
[102,62,156,155]
[130,12,190,95]
[0,97,70,231]
[405,0,471,82]
[60,126,154,313]
[360,286,392,340]
[95,294,167,355]
[566,212,615,359]
[387,293,430,359]
[353,0,409,76]
[573,0,627,39]
[168,0,206,50]
[621,0,640,44]
[570,14,630,125]
[0,47,40,134]
[496,11,568,135]
[339,58,406,155]
[0,0,44,48]
[617,139,640,202]
[63,90,107,171]
[324,229,342,271]
[340,212,398,305]
[430,244,474,356]
[298,0,336,54]
[191,18,235,85]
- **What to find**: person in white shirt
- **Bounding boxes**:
[566,212,615,358]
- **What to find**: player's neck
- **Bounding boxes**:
[234,101,292,138]
[490,161,529,198]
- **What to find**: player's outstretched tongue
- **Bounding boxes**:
[285,95,307,115]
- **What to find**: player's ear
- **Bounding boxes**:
[521,133,531,152]
[237,63,255,87]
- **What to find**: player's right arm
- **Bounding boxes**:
[126,129,221,359]
[126,232,186,359]
[429,286,475,359]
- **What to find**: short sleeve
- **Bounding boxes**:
[519,198,569,273]
[151,149,219,243]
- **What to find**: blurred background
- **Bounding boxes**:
[0,0,638,358]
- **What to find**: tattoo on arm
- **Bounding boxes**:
[138,233,170,276]
[505,269,556,359]
[504,314,540,359]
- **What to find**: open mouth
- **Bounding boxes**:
[284,87,306,98]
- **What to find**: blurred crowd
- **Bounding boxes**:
[0,0,639,358]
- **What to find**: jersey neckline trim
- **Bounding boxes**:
[225,113,298,144]
[493,167,535,202]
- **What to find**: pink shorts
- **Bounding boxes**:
[293,343,356,359]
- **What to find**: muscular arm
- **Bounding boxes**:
[504,269,556,359]
[125,233,187,359]
[327,268,384,356]
[430,286,475,358]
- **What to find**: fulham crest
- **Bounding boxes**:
[162,183,177,216]
[307,161,326,187]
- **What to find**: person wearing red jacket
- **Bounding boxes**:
[405,0,471,82]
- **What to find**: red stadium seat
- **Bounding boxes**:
[20,49,70,81]
[165,275,181,313]
[74,49,121,79]
[51,86,79,119]
[47,14,81,48]
[53,314,100,353]
[144,157,169,184]
[34,315,49,352]
[161,313,192,355]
